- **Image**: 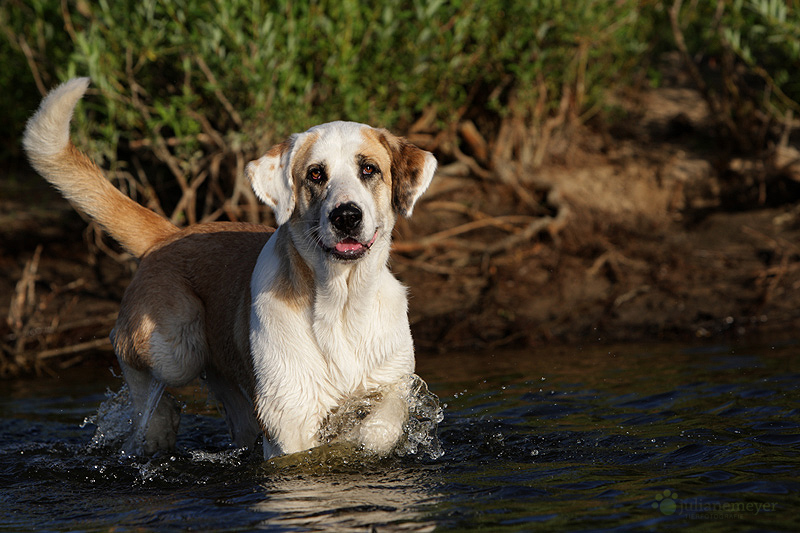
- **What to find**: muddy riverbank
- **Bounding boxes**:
[2,80,800,375]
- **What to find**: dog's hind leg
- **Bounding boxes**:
[112,281,209,455]
[119,360,180,456]
[204,369,261,450]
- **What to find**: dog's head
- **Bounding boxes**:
[246,121,436,262]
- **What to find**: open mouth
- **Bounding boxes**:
[319,230,378,261]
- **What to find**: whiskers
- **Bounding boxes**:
[298,222,324,252]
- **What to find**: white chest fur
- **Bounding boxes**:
[248,229,415,456]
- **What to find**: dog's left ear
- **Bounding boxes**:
[382,134,437,218]
[246,139,295,226]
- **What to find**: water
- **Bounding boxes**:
[1,342,799,531]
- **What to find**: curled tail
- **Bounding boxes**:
[22,78,178,257]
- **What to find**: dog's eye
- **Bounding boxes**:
[361,164,378,177]
[307,167,324,182]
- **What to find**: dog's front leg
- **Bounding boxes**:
[262,420,323,459]
[256,392,328,458]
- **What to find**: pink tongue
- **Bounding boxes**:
[335,238,363,253]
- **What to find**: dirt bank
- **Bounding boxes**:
[401,81,800,350]
[2,80,800,375]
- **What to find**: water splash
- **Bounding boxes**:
[318,374,444,460]
[82,385,135,452]
[397,374,445,459]
[83,374,443,461]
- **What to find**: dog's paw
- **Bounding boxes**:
[357,411,406,455]
[351,385,410,455]
[144,395,180,453]
[123,394,180,456]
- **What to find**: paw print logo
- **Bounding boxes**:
[652,489,678,515]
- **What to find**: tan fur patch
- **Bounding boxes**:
[289,132,321,214]
[290,132,320,183]
[359,128,394,184]
[270,227,314,308]
[371,129,428,216]
[113,222,274,386]
[265,140,290,159]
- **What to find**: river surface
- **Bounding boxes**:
[1,341,799,531]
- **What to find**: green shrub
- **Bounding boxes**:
[656,0,800,153]
[2,0,646,224]
[0,1,72,160]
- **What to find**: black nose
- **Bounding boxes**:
[330,202,362,234]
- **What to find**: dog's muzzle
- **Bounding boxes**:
[320,202,377,261]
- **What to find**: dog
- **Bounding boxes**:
[23,78,436,458]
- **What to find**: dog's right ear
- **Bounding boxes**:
[246,139,295,226]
